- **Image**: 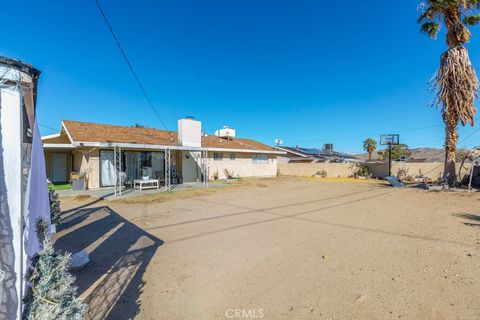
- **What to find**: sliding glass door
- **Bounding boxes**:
[124,151,142,183]
[100,150,165,186]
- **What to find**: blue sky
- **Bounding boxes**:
[3,0,480,153]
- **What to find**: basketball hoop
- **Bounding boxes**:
[380,134,400,146]
[380,134,400,177]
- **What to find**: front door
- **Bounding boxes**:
[52,153,67,182]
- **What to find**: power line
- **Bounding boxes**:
[38,123,59,132]
[294,124,444,143]
[93,0,173,139]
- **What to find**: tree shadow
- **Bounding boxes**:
[60,192,114,215]
[54,205,163,320]
[452,212,480,227]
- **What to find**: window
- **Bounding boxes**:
[252,154,268,164]
[213,152,223,161]
[229,153,236,160]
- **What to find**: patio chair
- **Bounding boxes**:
[117,172,130,189]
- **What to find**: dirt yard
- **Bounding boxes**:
[54,177,480,320]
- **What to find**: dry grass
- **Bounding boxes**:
[62,194,97,202]
[60,176,386,206]
[299,176,387,184]
[116,176,387,204]
[115,177,285,204]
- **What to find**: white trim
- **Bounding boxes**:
[43,143,75,149]
[41,132,61,140]
[69,141,285,154]
[61,121,75,145]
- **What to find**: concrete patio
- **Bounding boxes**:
[56,181,227,200]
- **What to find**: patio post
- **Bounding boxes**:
[165,149,171,191]
[113,145,122,196]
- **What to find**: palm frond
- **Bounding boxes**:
[421,21,441,38]
[463,13,480,25]
[431,45,478,126]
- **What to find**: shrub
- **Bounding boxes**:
[355,166,370,177]
[23,218,84,320]
[314,169,327,178]
[49,189,61,225]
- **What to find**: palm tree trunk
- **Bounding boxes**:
[443,115,458,186]
[368,152,372,160]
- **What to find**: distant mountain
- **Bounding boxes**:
[354,148,450,162]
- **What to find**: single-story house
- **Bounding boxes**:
[275,144,361,163]
[42,118,284,189]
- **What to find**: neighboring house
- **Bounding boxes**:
[42,118,284,189]
[275,144,361,163]
[405,158,427,163]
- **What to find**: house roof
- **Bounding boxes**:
[45,120,278,153]
[276,146,359,160]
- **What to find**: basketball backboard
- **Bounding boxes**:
[380,134,400,146]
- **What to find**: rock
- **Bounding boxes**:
[70,250,90,270]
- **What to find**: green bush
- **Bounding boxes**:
[356,166,370,177]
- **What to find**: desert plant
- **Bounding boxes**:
[355,166,370,178]
[396,167,414,182]
[418,0,480,185]
[314,169,327,178]
[22,218,84,320]
[456,149,472,178]
[48,189,61,225]
[363,138,377,160]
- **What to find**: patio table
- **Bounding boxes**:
[134,179,160,191]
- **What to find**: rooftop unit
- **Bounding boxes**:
[215,126,236,139]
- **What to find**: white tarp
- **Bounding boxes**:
[0,58,42,320]
[24,121,51,258]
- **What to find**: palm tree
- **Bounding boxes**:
[418,1,480,185]
[363,138,377,160]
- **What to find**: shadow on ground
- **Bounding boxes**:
[452,212,480,227]
[54,205,163,320]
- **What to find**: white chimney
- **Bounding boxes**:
[215,126,236,139]
[178,117,201,147]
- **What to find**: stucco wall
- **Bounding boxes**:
[365,162,473,179]
[72,147,100,189]
[208,152,277,180]
[278,162,473,180]
[278,163,358,177]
